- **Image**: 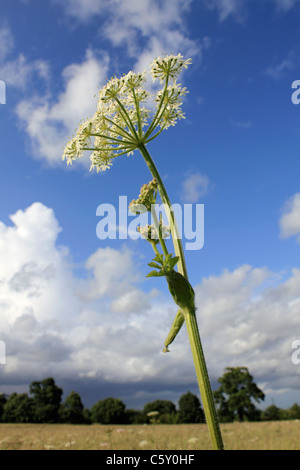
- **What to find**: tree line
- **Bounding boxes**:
[0,367,299,424]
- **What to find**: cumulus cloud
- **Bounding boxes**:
[0,203,300,407]
[195,265,300,397]
[0,202,173,389]
[56,0,300,24]
[279,193,300,241]
[57,0,193,33]
[55,0,202,76]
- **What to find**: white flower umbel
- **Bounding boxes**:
[62,54,224,451]
[62,54,191,172]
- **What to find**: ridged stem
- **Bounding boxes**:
[138,142,224,451]
[184,308,224,450]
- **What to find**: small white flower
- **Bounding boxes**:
[138,440,148,448]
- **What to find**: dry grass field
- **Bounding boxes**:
[0,421,299,450]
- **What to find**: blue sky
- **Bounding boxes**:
[1,0,300,412]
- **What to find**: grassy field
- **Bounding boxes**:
[0,421,299,450]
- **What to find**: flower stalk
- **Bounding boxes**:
[62,54,224,450]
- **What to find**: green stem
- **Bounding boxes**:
[114,97,139,141]
[138,142,224,451]
[138,143,187,279]
[90,133,134,146]
[151,207,169,258]
[104,117,135,141]
[184,308,224,450]
[144,77,169,141]
[132,88,143,139]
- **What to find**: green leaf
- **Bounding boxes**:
[163,309,185,352]
[148,262,162,269]
[146,270,165,278]
[167,256,179,271]
[153,253,164,264]
[166,270,195,311]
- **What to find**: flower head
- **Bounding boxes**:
[137,223,170,242]
[62,55,191,172]
[151,54,192,83]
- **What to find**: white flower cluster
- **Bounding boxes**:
[150,54,192,82]
[138,223,170,241]
[62,54,192,172]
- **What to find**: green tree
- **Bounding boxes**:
[2,393,34,423]
[143,399,176,423]
[91,397,126,424]
[262,404,282,421]
[214,367,265,422]
[125,409,145,424]
[29,377,63,423]
[0,394,7,422]
[213,388,235,423]
[59,391,87,424]
[178,391,205,423]
[288,403,300,419]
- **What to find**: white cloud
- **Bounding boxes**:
[16,49,110,165]
[0,25,14,61]
[0,54,50,90]
[194,265,300,396]
[84,246,140,299]
[1,202,300,406]
[0,202,171,385]
[203,0,300,21]
[263,53,296,80]
[56,0,300,27]
[203,0,247,22]
[58,0,193,31]
[0,24,50,90]
[275,0,300,11]
[102,0,194,49]
[54,0,107,21]
[181,171,211,202]
[55,0,201,70]
[279,193,300,241]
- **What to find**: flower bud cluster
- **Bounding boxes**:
[129,178,158,214]
[137,223,170,242]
